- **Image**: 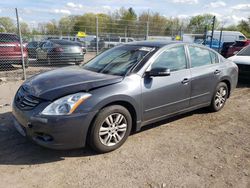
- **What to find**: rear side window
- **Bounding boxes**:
[152,46,187,71]
[189,46,215,68]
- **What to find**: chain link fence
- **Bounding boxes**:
[0,8,214,81]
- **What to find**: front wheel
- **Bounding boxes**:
[89,105,132,153]
[210,82,228,112]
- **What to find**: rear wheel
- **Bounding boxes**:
[210,82,228,112]
[89,105,132,153]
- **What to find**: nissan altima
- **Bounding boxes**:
[12,41,238,153]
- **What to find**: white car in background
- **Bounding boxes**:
[228,45,250,79]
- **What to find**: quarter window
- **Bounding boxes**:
[210,51,219,64]
[151,46,187,71]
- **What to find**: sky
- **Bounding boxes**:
[0,0,249,27]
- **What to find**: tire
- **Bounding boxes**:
[210,82,228,112]
[89,105,132,153]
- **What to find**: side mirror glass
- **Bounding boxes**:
[145,67,171,77]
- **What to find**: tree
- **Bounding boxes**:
[45,19,59,35]
[59,15,79,35]
[237,19,250,38]
[20,22,30,35]
[188,14,220,33]
[0,17,16,33]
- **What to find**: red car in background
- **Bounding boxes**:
[226,40,250,58]
[0,33,29,68]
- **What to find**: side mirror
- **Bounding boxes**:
[145,67,171,77]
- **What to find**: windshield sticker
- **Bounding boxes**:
[139,47,154,52]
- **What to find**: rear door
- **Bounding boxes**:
[187,45,221,106]
[142,45,191,122]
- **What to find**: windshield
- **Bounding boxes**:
[82,45,153,76]
[237,45,250,56]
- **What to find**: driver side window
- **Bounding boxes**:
[151,46,187,71]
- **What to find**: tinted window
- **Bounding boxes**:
[121,38,126,43]
[189,46,213,68]
[128,39,133,42]
[151,46,187,71]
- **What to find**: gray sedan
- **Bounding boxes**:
[12,41,238,153]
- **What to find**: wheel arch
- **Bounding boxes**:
[219,78,231,98]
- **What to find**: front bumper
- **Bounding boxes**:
[12,102,97,150]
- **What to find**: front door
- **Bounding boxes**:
[142,45,191,123]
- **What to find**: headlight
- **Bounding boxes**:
[41,92,91,115]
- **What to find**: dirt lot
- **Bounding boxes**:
[0,68,249,187]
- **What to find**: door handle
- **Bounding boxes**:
[214,70,221,75]
[181,78,189,84]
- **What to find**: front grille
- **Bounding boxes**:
[15,87,40,110]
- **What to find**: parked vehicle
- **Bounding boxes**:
[104,37,135,48]
[27,41,39,58]
[89,38,105,51]
[0,33,28,67]
[36,39,84,65]
[73,41,87,54]
[225,40,250,58]
[12,41,238,153]
[228,45,250,79]
[203,38,224,51]
[220,42,235,57]
[206,31,247,43]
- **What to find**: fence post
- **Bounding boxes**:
[204,25,207,45]
[96,16,99,55]
[146,21,149,40]
[218,27,223,52]
[15,8,26,80]
[210,16,216,48]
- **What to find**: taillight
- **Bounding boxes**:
[54,47,64,52]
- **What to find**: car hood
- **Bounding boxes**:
[228,55,250,65]
[23,66,123,100]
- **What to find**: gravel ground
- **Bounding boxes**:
[0,67,249,187]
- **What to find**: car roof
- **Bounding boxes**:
[48,39,78,45]
[125,40,185,48]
